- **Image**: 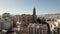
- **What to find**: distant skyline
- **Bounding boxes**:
[0,0,60,15]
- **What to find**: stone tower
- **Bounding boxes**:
[33,8,37,23]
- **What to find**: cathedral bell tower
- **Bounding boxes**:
[33,8,37,23]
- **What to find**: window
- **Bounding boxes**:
[22,17,25,22]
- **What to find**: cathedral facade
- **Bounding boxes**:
[13,8,37,24]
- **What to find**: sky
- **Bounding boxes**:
[0,0,60,15]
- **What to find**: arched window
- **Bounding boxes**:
[27,17,30,22]
[22,17,25,22]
